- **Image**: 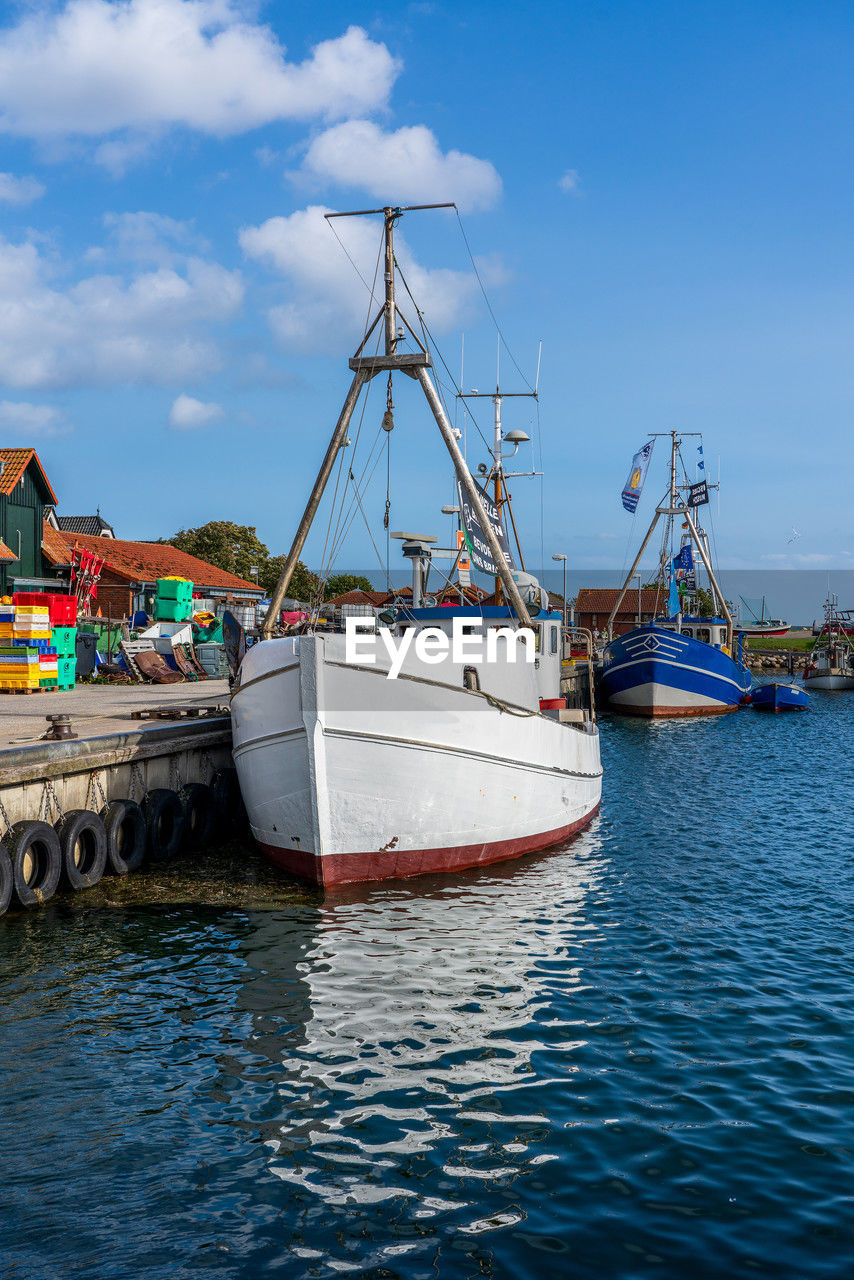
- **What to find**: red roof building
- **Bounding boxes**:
[42,524,262,618]
[574,586,665,636]
[329,588,389,608]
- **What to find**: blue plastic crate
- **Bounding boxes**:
[12,637,52,652]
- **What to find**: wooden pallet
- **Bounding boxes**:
[130,704,229,721]
[119,640,149,683]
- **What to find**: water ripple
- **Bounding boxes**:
[1,690,854,1277]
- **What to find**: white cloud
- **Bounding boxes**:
[761,551,852,567]
[168,393,223,429]
[0,232,243,389]
[240,204,483,350]
[0,401,69,435]
[558,168,580,194]
[300,120,502,213]
[0,4,398,148]
[93,134,158,177]
[102,211,207,265]
[0,172,44,204]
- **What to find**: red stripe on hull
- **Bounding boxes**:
[614,703,738,718]
[258,804,601,888]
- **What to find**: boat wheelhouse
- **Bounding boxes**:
[803,596,854,691]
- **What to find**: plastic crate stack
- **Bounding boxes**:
[0,599,13,643]
[12,601,52,691]
[154,577,193,622]
[0,644,40,690]
[13,593,78,692]
[52,626,76,690]
[39,651,59,688]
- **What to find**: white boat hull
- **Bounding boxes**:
[606,680,732,715]
[231,636,602,887]
[803,673,854,690]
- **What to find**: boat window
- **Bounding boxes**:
[681,627,694,637]
[550,625,558,654]
[698,627,711,644]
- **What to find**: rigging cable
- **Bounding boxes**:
[394,256,497,459]
[455,208,535,393]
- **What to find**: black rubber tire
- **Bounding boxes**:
[211,767,248,834]
[55,810,108,891]
[181,783,216,851]
[7,821,61,908]
[101,799,147,875]
[142,789,185,861]
[0,843,12,917]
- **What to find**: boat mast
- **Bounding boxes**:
[493,388,503,603]
[456,383,540,605]
[605,429,735,643]
[262,205,533,635]
[668,429,677,554]
[668,431,682,630]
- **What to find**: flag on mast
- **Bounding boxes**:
[621,440,654,513]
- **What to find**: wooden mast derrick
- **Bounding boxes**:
[263,206,534,636]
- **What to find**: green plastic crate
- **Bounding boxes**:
[156,578,193,602]
[153,599,192,622]
[58,656,76,684]
[52,626,77,657]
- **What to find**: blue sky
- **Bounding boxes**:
[0,0,851,579]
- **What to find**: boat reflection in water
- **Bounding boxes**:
[229,836,606,1240]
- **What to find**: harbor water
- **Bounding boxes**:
[2,688,852,1278]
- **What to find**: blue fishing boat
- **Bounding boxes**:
[601,617,751,716]
[599,431,751,718]
[748,682,809,712]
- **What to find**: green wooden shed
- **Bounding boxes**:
[0,449,59,595]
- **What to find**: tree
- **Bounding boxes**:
[323,573,374,600]
[259,554,319,602]
[694,586,715,618]
[168,521,269,584]
[164,520,322,603]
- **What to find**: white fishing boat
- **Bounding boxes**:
[230,205,602,887]
[803,596,854,690]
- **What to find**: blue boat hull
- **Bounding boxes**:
[600,624,751,717]
[749,683,809,712]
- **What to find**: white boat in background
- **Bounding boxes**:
[736,596,789,638]
[231,204,602,887]
[803,596,854,690]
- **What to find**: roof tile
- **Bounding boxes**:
[0,449,58,503]
[42,524,260,593]
[575,587,665,613]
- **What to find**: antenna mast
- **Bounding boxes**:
[263,205,534,633]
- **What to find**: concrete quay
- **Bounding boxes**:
[0,682,235,908]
